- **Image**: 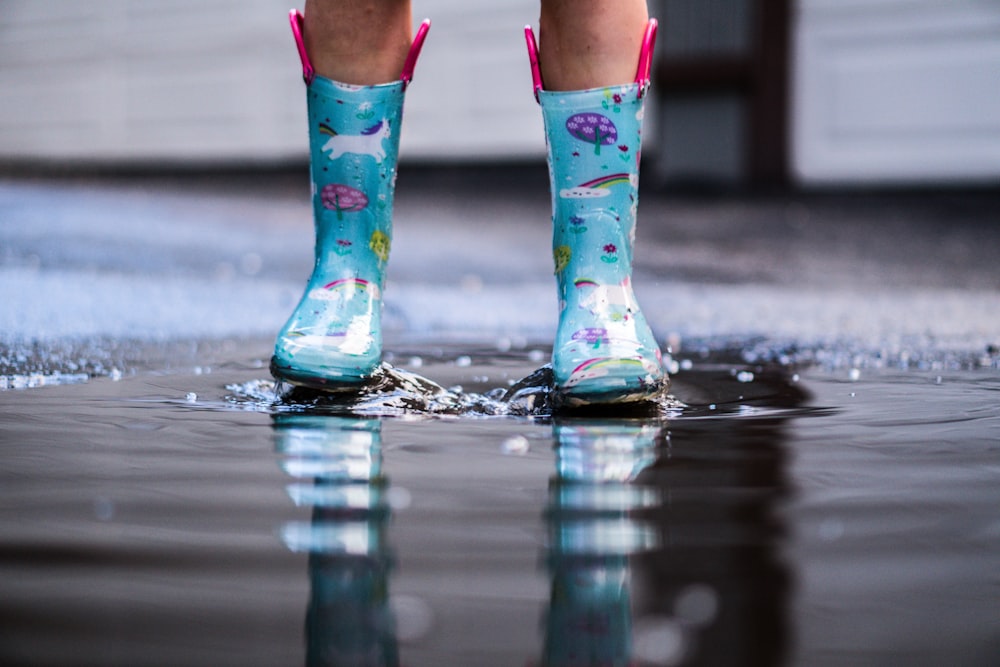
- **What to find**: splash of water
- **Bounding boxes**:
[226,362,682,418]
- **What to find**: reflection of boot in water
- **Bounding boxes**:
[273,415,398,666]
[306,529,397,667]
[271,10,430,390]
[541,419,663,666]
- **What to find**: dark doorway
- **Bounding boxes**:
[651,0,790,189]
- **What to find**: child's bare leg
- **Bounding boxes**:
[538,0,649,91]
[303,0,413,84]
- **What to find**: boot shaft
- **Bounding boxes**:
[305,78,405,278]
[539,84,646,294]
[288,8,429,279]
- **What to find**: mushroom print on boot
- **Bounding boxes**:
[529,22,668,407]
[271,11,429,389]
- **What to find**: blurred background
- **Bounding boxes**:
[1,0,998,189]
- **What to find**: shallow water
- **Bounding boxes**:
[1,347,998,666]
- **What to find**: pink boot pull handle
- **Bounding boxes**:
[400,19,431,89]
[289,9,430,89]
[524,18,658,102]
[289,9,314,84]
[635,18,658,97]
[524,25,542,102]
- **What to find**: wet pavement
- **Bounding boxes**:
[2,169,999,376]
[1,170,999,665]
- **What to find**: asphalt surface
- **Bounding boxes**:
[2,167,998,374]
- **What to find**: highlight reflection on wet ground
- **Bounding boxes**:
[1,346,997,666]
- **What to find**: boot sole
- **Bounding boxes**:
[553,375,671,411]
[270,356,372,393]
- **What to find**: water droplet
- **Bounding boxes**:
[849,368,861,381]
[185,392,197,403]
[634,616,686,665]
[455,355,472,367]
[736,371,754,383]
[390,595,434,642]
[387,486,412,510]
[501,435,530,455]
[674,584,719,626]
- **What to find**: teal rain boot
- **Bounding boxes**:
[525,21,668,408]
[272,10,430,390]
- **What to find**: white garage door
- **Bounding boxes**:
[793,0,1000,185]
[0,1,548,165]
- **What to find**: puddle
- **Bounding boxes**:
[0,347,998,665]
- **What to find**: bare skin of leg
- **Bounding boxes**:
[538,0,649,91]
[303,0,644,88]
[303,0,412,85]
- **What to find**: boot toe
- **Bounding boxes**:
[271,333,380,389]
[553,354,668,408]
